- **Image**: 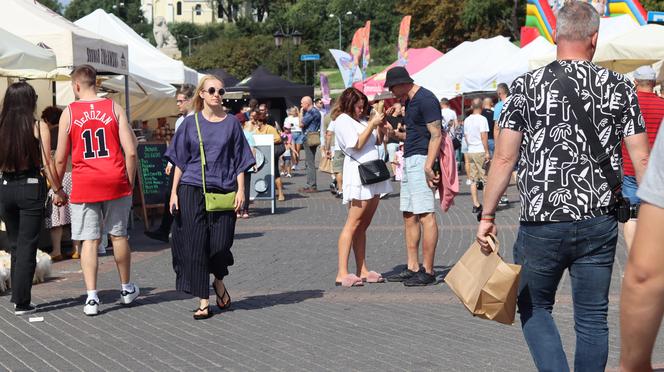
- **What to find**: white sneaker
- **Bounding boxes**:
[84,299,100,316]
[119,284,140,305]
[465,179,472,185]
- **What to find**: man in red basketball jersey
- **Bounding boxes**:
[55,65,140,316]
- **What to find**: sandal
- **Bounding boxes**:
[193,306,212,320]
[334,274,364,288]
[213,279,231,310]
[361,271,385,284]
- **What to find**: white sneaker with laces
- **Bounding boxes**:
[84,299,99,316]
[120,284,140,305]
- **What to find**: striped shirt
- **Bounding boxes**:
[622,91,664,177]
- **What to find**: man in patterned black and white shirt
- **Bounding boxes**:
[475,2,650,371]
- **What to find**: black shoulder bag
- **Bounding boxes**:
[340,121,391,185]
[549,61,631,223]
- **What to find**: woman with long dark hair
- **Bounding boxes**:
[166,76,255,319]
[0,82,66,315]
[332,88,392,287]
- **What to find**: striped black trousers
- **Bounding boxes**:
[171,184,236,299]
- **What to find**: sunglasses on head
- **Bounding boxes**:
[205,87,225,96]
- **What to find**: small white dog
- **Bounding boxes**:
[0,250,10,293]
[34,249,52,284]
[0,249,51,293]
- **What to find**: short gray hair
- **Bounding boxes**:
[556,2,600,41]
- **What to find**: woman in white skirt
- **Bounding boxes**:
[332,88,392,287]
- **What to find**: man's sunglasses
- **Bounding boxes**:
[205,87,225,96]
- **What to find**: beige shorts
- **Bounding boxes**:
[467,152,487,182]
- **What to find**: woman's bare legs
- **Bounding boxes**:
[336,199,368,281]
[354,197,379,278]
[50,226,63,258]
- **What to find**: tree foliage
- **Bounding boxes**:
[38,0,63,14]
[64,0,145,27]
[400,0,524,52]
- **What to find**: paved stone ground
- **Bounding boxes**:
[1,169,663,371]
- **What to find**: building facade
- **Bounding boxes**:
[141,0,254,25]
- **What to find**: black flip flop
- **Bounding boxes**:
[193,306,212,320]
[213,280,231,310]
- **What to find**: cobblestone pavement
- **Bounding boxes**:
[1,169,663,371]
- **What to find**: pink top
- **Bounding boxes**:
[437,135,459,212]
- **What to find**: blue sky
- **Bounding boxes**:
[60,0,72,6]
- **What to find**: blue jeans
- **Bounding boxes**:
[621,175,640,205]
[488,138,495,156]
[513,214,617,372]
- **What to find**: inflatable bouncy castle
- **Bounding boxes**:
[523,0,649,46]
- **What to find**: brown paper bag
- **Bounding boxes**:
[319,148,333,174]
[444,235,521,325]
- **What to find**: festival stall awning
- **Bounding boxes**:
[201,68,240,88]
[75,9,197,86]
[75,9,178,120]
[412,36,520,99]
[227,66,314,108]
[0,0,129,77]
[0,26,59,79]
[593,24,664,74]
[353,47,444,100]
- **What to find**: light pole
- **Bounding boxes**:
[274,29,303,81]
[328,11,352,50]
[184,35,204,57]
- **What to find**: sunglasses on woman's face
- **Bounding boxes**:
[206,87,225,96]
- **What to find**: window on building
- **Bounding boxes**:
[195,4,202,16]
[176,1,182,15]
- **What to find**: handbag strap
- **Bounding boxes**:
[548,61,623,196]
[194,113,208,194]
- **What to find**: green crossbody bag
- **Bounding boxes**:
[194,113,236,212]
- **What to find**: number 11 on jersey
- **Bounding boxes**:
[82,128,110,159]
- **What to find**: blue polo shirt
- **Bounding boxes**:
[404,87,442,157]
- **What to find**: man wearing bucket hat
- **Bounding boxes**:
[384,66,443,286]
[621,65,664,252]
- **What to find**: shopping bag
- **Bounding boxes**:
[319,148,333,174]
[444,234,521,325]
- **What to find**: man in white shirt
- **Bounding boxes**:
[440,98,458,131]
[463,98,490,213]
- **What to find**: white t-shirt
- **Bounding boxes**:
[463,114,489,153]
[285,116,301,132]
[441,108,457,129]
[326,120,340,151]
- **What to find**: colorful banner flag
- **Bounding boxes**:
[361,21,371,80]
[350,27,365,77]
[329,49,362,88]
[397,15,411,66]
[319,73,331,108]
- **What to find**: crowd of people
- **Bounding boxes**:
[1,1,664,369]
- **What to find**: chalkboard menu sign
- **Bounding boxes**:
[137,143,169,206]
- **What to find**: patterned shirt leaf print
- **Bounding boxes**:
[499,60,645,222]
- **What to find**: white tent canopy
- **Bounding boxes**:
[496,36,557,88]
[529,15,642,70]
[593,24,664,74]
[75,10,177,119]
[412,36,520,99]
[0,0,129,76]
[76,9,198,86]
[0,27,59,79]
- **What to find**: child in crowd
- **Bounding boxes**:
[393,143,404,181]
[280,123,294,177]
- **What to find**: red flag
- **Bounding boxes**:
[397,16,411,66]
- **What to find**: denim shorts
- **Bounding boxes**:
[400,154,435,214]
[622,175,640,205]
[292,132,305,145]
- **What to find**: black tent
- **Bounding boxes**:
[200,68,240,88]
[226,66,314,109]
